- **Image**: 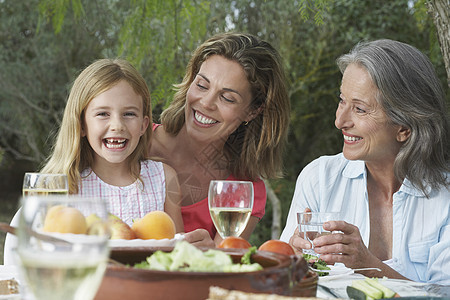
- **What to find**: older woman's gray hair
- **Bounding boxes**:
[337,39,449,196]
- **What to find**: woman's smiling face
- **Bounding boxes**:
[335,64,404,164]
[184,55,255,145]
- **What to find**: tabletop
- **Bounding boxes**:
[317,272,450,299]
[1,264,450,299]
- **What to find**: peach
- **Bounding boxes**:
[43,205,87,234]
[131,211,176,240]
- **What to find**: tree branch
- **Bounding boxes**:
[427,0,450,88]
[264,180,282,239]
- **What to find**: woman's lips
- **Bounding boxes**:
[343,133,362,143]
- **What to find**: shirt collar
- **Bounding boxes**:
[398,178,429,197]
[342,158,429,197]
[342,159,365,178]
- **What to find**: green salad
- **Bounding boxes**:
[134,241,263,273]
[302,253,330,276]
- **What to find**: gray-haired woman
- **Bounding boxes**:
[281,39,449,284]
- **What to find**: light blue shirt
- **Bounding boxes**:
[280,153,450,284]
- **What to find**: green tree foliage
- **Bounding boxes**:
[117,0,211,114]
[0,0,118,164]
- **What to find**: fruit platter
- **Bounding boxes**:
[94,241,312,300]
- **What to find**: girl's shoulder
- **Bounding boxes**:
[140,160,164,174]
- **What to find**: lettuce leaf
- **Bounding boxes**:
[135,241,262,273]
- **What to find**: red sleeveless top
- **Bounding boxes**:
[152,124,266,238]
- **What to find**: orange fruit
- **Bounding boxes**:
[218,236,252,249]
[131,211,176,240]
[43,205,87,234]
[258,240,295,256]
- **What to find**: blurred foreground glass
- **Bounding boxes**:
[208,180,254,239]
[16,195,110,300]
[23,173,68,196]
[297,212,340,256]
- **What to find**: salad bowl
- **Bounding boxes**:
[94,245,311,300]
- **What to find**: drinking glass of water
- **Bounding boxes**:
[297,211,340,256]
[16,195,110,300]
[208,180,254,239]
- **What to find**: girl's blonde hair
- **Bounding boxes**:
[41,58,152,193]
[161,32,290,180]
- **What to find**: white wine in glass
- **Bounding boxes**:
[208,180,254,238]
[22,173,69,196]
[16,195,110,300]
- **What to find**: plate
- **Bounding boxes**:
[314,263,354,282]
[326,264,353,276]
[318,276,432,299]
[108,233,184,248]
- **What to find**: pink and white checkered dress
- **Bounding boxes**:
[78,160,166,226]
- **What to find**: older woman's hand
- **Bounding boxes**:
[183,229,216,248]
[289,227,312,255]
[312,221,379,269]
[289,207,313,255]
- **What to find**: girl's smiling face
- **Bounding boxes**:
[184,55,255,145]
[82,80,149,169]
[335,64,405,164]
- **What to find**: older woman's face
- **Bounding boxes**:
[335,64,403,164]
[184,55,254,145]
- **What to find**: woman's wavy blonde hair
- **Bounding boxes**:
[160,32,290,180]
[41,58,152,194]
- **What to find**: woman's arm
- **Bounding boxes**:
[162,163,184,233]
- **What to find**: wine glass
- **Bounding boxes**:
[16,195,110,300]
[297,211,340,256]
[23,173,69,196]
[3,174,69,266]
[208,180,254,239]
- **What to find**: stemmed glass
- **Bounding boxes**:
[3,174,69,266]
[208,180,254,239]
[22,173,69,196]
[16,195,110,300]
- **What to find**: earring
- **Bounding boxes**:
[243,121,249,126]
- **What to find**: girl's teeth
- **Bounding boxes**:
[195,111,217,124]
[344,135,362,142]
[105,139,126,149]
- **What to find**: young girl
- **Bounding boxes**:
[41,58,183,230]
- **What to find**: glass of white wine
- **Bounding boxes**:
[297,211,340,256]
[16,195,110,300]
[208,180,254,239]
[23,173,69,196]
